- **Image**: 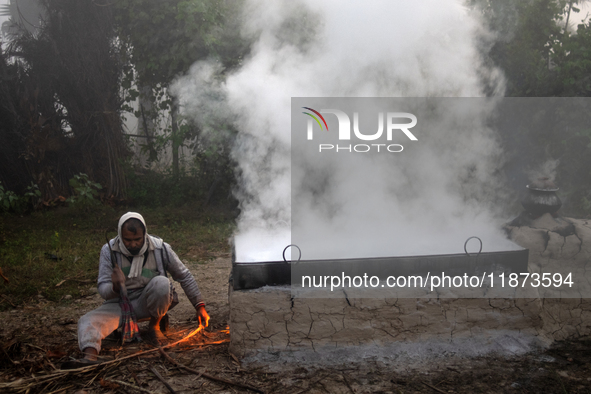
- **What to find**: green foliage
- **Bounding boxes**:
[128,110,237,208]
[470,0,591,217]
[126,170,205,207]
[0,222,103,306]
[475,0,563,96]
[475,0,591,96]
[0,182,23,213]
[3,0,129,200]
[24,182,41,208]
[115,0,226,108]
[0,181,41,214]
[114,0,248,175]
[551,22,591,95]
[51,231,60,251]
[66,173,103,209]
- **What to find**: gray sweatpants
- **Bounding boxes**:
[78,276,172,352]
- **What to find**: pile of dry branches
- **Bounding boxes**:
[0,323,266,394]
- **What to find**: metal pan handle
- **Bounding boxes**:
[464,236,483,256]
[283,244,302,262]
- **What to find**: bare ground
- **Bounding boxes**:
[2,256,591,393]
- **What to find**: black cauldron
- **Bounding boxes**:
[521,177,562,217]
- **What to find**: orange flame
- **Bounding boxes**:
[176,324,204,344]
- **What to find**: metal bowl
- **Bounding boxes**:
[526,177,559,192]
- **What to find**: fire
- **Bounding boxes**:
[177,324,204,344]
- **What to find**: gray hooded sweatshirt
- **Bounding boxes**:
[97,233,204,309]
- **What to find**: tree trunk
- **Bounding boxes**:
[138,85,158,162]
[171,103,180,179]
[564,1,573,34]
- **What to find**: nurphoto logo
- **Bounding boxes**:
[302,107,417,153]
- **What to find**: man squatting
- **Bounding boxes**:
[76,212,209,363]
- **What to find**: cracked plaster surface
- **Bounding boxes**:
[229,214,591,358]
[229,286,545,358]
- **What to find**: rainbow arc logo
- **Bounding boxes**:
[302,107,329,131]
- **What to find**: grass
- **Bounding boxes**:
[0,204,235,309]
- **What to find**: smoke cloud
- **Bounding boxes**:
[526,159,560,184]
[173,0,517,262]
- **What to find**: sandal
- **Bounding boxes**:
[61,356,111,370]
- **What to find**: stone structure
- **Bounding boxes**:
[229,214,591,360]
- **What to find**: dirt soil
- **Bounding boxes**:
[2,256,591,393]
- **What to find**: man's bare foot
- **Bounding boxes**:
[145,326,167,346]
[82,347,98,361]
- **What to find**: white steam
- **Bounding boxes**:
[526,159,560,184]
[173,0,517,262]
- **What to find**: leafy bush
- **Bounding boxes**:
[0,181,41,213]
[0,182,22,213]
[66,173,103,209]
[24,182,41,208]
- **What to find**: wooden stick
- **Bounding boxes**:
[68,326,204,371]
[0,327,203,390]
[2,372,66,387]
[86,363,115,387]
[55,272,84,287]
[44,356,58,371]
[127,365,143,387]
[37,380,57,394]
[195,339,230,346]
[0,345,14,365]
[158,348,205,379]
[46,384,74,394]
[149,365,177,394]
[108,379,156,394]
[158,347,265,394]
[0,294,15,307]
[421,381,446,394]
[24,342,46,352]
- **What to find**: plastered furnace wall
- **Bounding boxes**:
[229,214,591,358]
